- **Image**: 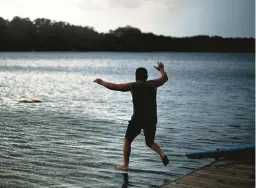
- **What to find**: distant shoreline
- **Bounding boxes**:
[0,16,255,53]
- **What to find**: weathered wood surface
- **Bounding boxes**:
[160,159,255,188]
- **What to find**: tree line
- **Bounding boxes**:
[0,16,254,52]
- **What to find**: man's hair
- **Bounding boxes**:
[136,67,148,81]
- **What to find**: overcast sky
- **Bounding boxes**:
[0,0,255,37]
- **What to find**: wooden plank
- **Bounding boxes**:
[229,164,255,170]
[160,183,181,188]
[181,174,253,188]
[172,178,213,188]
[199,167,255,180]
[160,159,255,188]
[190,171,254,185]
[220,164,255,169]
[161,172,216,188]
[161,175,254,188]
[208,165,255,174]
[211,160,254,168]
[200,165,255,176]
[187,175,253,188]
[169,181,210,188]
[176,176,232,188]
[207,169,254,178]
[163,182,201,188]
[194,169,255,182]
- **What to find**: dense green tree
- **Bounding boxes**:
[0,16,254,52]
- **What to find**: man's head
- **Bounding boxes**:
[136,67,148,81]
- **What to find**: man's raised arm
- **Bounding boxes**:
[94,79,132,92]
[150,62,168,88]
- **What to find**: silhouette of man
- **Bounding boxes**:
[94,62,169,171]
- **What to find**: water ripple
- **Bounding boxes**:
[0,52,254,187]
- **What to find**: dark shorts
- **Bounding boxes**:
[125,119,156,146]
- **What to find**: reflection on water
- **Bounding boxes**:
[0,52,254,188]
[122,173,129,188]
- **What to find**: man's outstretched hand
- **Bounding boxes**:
[154,62,164,71]
[94,78,103,84]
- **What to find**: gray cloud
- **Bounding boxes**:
[106,0,173,9]
[75,0,104,11]
[74,0,174,10]
[106,0,145,8]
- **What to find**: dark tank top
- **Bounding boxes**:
[131,81,157,124]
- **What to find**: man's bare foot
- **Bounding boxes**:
[115,164,128,171]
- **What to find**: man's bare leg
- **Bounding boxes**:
[116,139,131,171]
[148,142,169,166]
[148,142,165,158]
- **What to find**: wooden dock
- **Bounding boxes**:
[160,158,255,188]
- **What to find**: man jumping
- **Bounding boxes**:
[94,62,169,171]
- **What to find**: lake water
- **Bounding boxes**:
[0,52,254,188]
